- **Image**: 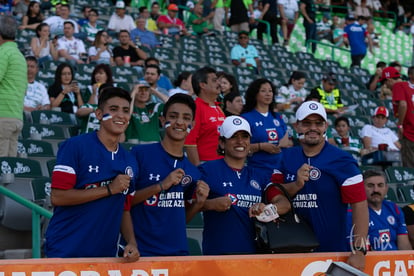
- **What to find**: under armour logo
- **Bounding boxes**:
[223,182,233,187]
[88,165,99,173]
[255,121,263,127]
[286,174,295,181]
[149,173,161,181]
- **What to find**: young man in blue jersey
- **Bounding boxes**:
[362,170,411,251]
[129,93,210,256]
[267,101,368,271]
[45,87,140,261]
[344,15,373,68]
[200,115,291,255]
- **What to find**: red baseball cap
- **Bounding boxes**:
[379,66,401,82]
[167,3,179,11]
[373,106,389,118]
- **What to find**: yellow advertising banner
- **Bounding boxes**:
[0,251,413,275]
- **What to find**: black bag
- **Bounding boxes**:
[255,183,320,253]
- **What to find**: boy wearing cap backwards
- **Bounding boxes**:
[128,94,209,256]
[267,101,368,271]
[199,116,290,255]
[361,106,401,152]
[309,72,346,115]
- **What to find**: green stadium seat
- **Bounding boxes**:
[397,185,414,203]
[385,166,414,184]
[0,157,43,179]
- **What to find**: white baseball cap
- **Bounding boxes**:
[219,116,251,138]
[296,101,327,122]
[115,1,125,9]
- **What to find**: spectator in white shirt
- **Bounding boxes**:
[88,30,114,65]
[361,106,401,152]
[43,3,79,35]
[108,1,136,33]
[278,0,299,46]
[57,21,87,66]
[24,56,50,111]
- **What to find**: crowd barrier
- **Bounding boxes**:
[0,251,413,275]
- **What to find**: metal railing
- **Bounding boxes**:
[0,185,52,258]
[307,39,351,62]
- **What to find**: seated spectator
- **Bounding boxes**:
[88,30,114,65]
[142,64,169,104]
[230,31,261,74]
[361,106,401,152]
[57,21,87,66]
[112,30,147,76]
[108,1,135,33]
[366,61,386,91]
[188,3,214,36]
[357,170,411,251]
[200,115,290,255]
[354,0,372,19]
[144,57,173,91]
[43,3,79,35]
[316,12,333,42]
[217,72,239,106]
[332,116,362,152]
[48,63,84,113]
[84,63,114,104]
[168,71,193,97]
[77,5,91,27]
[149,1,161,21]
[81,8,104,43]
[19,0,44,30]
[124,81,167,143]
[223,91,243,116]
[30,22,58,66]
[24,56,50,111]
[276,71,308,112]
[278,0,299,46]
[157,4,188,37]
[309,72,347,115]
[138,6,158,33]
[12,0,29,19]
[76,83,112,134]
[130,16,160,50]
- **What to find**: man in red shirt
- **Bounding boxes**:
[185,67,225,166]
[156,4,188,37]
[392,66,414,168]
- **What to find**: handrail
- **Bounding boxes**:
[0,184,53,259]
[255,19,271,44]
[307,39,350,61]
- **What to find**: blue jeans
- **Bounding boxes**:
[304,20,317,53]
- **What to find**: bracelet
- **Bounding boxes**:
[106,184,112,196]
[159,182,164,192]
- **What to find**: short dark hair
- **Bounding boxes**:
[89,8,99,16]
[173,71,191,87]
[191,66,216,96]
[145,64,161,76]
[144,57,160,67]
[151,2,159,7]
[139,6,147,13]
[334,116,350,127]
[162,93,196,119]
[25,55,38,64]
[223,91,241,106]
[363,169,387,182]
[119,29,130,37]
[98,87,131,110]
[407,66,414,76]
[63,21,75,28]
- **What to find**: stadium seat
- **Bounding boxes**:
[397,185,414,203]
[385,166,414,184]
[0,157,43,179]
[17,140,56,177]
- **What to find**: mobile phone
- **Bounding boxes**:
[71,80,78,87]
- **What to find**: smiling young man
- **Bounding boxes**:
[128,93,209,256]
[45,87,139,261]
[267,101,368,271]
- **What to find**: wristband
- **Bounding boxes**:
[159,182,164,192]
[106,184,112,196]
[352,244,367,255]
